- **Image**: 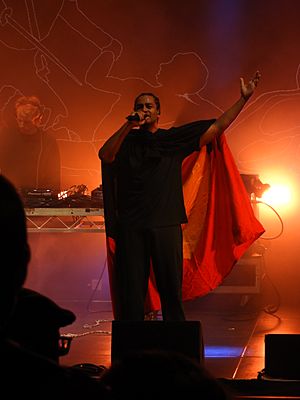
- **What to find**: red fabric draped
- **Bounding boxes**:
[105,135,265,315]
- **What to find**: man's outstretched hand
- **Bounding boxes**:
[240,70,261,101]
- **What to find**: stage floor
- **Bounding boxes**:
[59,292,300,382]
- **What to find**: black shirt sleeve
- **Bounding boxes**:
[153,119,216,158]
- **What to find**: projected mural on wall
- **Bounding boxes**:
[1,0,300,303]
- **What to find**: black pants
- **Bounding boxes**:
[114,224,186,321]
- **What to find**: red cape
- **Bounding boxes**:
[103,136,265,316]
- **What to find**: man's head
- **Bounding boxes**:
[134,93,160,114]
[15,96,43,135]
[0,175,30,331]
[134,93,160,127]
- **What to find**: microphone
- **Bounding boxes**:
[126,113,140,122]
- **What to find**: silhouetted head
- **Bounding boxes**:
[100,349,233,399]
[0,175,30,332]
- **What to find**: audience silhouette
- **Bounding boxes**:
[6,287,76,363]
[0,174,110,399]
[100,348,233,399]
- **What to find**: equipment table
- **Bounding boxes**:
[25,208,105,233]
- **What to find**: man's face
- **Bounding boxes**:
[15,104,42,135]
[134,95,160,125]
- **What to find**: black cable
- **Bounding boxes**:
[252,200,284,239]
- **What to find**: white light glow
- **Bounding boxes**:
[261,184,292,207]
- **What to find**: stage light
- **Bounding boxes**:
[260,184,291,207]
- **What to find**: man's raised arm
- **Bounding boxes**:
[199,71,261,147]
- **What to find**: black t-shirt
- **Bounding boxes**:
[112,119,215,229]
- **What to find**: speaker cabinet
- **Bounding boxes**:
[111,320,203,364]
[265,334,300,379]
[213,255,262,294]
